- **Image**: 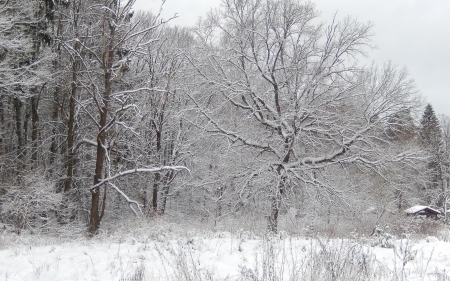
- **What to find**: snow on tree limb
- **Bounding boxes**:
[107,182,143,217]
[90,166,190,191]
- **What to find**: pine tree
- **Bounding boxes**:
[420,104,442,148]
[420,103,446,205]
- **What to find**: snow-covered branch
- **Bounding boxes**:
[90,166,190,191]
[107,182,143,217]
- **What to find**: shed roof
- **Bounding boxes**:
[404,205,441,215]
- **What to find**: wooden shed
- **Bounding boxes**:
[404,205,441,219]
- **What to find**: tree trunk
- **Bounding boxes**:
[89,2,116,234]
[159,170,174,215]
[31,93,39,167]
[0,98,4,156]
[89,104,108,234]
[396,189,403,210]
[268,172,287,233]
[89,67,111,235]
[49,87,59,165]
[214,185,223,227]
[268,153,290,233]
[151,129,162,215]
[13,98,23,164]
[64,49,78,192]
[152,172,160,215]
[24,101,30,151]
[141,186,147,209]
[268,183,283,233]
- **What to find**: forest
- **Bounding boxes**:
[0,0,449,240]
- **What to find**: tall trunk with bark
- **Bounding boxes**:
[89,12,115,234]
[151,129,162,214]
[50,3,65,167]
[159,168,174,215]
[13,98,23,163]
[64,42,79,193]
[0,98,4,156]
[150,80,171,215]
[159,128,177,216]
[89,82,109,234]
[152,172,160,215]
[268,144,291,233]
[24,101,30,159]
[49,87,59,165]
[268,175,284,233]
[396,190,403,210]
[30,93,39,167]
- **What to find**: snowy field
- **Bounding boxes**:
[1,227,450,281]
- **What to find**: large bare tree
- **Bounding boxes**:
[188,0,422,232]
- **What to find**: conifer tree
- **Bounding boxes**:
[420,104,447,205]
[420,104,442,149]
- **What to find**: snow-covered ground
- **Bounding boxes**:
[1,229,450,281]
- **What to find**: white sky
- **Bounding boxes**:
[133,0,450,116]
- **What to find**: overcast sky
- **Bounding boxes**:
[133,0,450,116]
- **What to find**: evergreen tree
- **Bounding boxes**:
[420,103,446,205]
[420,104,442,148]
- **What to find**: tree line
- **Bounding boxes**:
[0,0,448,235]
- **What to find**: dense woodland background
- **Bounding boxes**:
[0,0,449,237]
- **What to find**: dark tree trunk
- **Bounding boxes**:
[396,190,403,210]
[22,101,30,168]
[141,187,147,209]
[89,102,108,234]
[151,129,162,215]
[152,172,160,215]
[30,93,39,167]
[49,87,59,165]
[50,8,64,167]
[0,98,4,156]
[64,49,78,193]
[268,183,283,233]
[148,80,171,214]
[89,188,101,234]
[214,184,223,227]
[89,38,113,234]
[13,98,23,163]
[159,170,174,215]
[268,151,290,233]
[88,1,116,235]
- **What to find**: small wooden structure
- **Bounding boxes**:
[405,205,441,220]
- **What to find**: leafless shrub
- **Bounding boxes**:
[120,263,147,281]
[0,171,75,234]
[238,236,385,281]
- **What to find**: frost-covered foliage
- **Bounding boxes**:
[188,0,425,233]
[0,0,51,95]
[0,171,75,234]
[0,0,443,236]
